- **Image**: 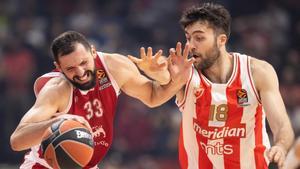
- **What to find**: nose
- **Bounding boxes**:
[187,41,196,51]
[75,66,85,77]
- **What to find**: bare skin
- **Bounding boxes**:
[174,21,294,169]
[284,138,300,169]
[10,43,194,151]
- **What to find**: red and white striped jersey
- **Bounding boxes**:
[176,53,270,169]
[20,52,120,169]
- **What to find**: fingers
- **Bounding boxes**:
[268,147,276,160]
[140,47,146,60]
[268,146,286,168]
[170,42,189,59]
[187,57,195,66]
[147,47,153,59]
[169,48,176,57]
[58,114,92,132]
[154,49,163,61]
[183,43,190,59]
[176,42,182,57]
[157,62,167,69]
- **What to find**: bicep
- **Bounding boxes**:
[254,61,288,131]
[19,80,68,125]
[119,60,153,101]
[106,54,153,101]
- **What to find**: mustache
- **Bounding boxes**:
[73,70,92,81]
[190,52,202,58]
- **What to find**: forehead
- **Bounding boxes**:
[185,21,214,36]
[58,43,91,67]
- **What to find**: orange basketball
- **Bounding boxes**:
[41,119,94,169]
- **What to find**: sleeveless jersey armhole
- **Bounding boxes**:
[175,67,194,110]
[247,56,262,104]
[97,52,121,97]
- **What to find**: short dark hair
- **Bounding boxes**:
[51,31,91,62]
[180,3,231,38]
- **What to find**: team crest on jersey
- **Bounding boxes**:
[236,89,249,106]
[194,87,204,99]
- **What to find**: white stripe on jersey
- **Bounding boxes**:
[181,68,200,169]
[177,53,270,169]
[20,145,52,169]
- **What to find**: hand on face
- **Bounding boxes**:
[128,47,167,73]
[168,42,195,86]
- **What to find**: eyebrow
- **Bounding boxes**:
[185,30,205,35]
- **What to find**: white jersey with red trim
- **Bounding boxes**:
[20,52,120,169]
[176,53,270,169]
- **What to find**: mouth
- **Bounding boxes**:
[75,72,90,82]
[191,54,201,59]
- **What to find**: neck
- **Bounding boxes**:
[202,50,233,84]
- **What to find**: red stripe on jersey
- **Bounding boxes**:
[178,123,188,169]
[196,70,213,169]
[224,57,243,169]
[254,105,268,169]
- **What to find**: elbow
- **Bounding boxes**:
[10,134,24,151]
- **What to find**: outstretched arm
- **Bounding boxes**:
[128,47,170,85]
[252,58,294,168]
[104,42,194,107]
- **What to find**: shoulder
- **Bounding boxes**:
[249,57,278,90]
[36,76,72,110]
[40,76,71,94]
[102,53,135,67]
[250,57,275,75]
[101,52,139,74]
[100,52,141,88]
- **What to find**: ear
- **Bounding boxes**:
[217,34,227,47]
[91,45,97,59]
[54,61,62,72]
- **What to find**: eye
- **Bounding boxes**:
[80,61,87,66]
[66,67,74,71]
[195,36,205,42]
[186,37,191,42]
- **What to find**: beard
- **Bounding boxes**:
[65,70,97,91]
[192,41,221,71]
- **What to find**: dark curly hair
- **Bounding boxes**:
[51,31,91,63]
[180,3,231,38]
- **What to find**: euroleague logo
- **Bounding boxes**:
[96,69,112,90]
[236,89,249,106]
[96,70,106,79]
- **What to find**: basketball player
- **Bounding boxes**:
[284,137,300,169]
[134,3,294,169]
[10,31,194,169]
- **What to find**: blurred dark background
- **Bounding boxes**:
[0,0,299,168]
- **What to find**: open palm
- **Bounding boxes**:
[128,47,167,73]
[168,42,195,86]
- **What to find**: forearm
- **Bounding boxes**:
[273,122,294,152]
[147,80,183,107]
[10,118,59,151]
[144,70,171,85]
